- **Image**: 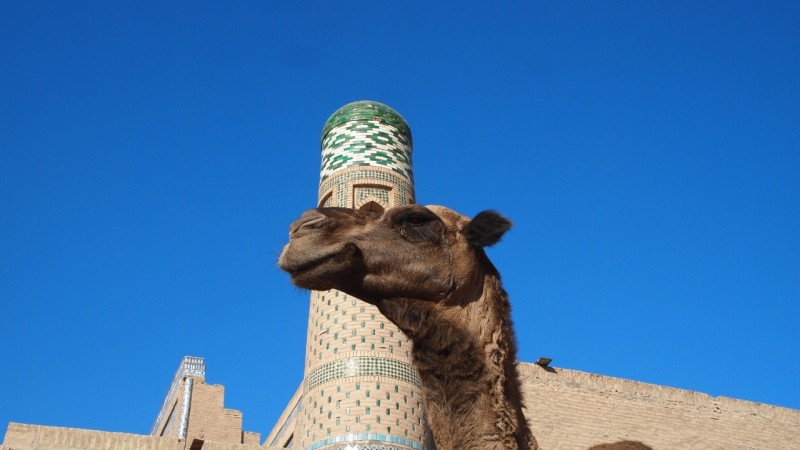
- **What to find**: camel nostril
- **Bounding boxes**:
[290,210,328,237]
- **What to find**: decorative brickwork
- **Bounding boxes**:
[307,434,425,450]
[318,168,414,210]
[304,358,420,392]
[152,356,206,436]
[297,101,431,450]
[320,101,413,184]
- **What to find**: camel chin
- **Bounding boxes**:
[280,242,362,291]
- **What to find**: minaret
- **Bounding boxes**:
[296,101,431,450]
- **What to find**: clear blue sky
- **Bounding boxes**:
[2,1,798,440]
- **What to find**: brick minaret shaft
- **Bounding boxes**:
[296,101,432,450]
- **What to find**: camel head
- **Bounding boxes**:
[278,204,511,305]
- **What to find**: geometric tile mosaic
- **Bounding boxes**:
[308,433,426,450]
[305,357,421,393]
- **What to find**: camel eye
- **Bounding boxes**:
[405,214,430,227]
[392,209,440,236]
[395,210,443,243]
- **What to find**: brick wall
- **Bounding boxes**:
[185,381,245,444]
[5,364,799,449]
[0,423,277,450]
[1,423,183,450]
[520,363,800,449]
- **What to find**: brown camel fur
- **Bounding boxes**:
[279,204,537,450]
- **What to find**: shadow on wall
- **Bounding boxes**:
[588,441,653,450]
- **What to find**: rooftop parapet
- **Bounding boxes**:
[150,356,206,436]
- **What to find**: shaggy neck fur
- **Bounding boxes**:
[376,265,534,450]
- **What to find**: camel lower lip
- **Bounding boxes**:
[284,243,358,278]
[286,252,340,276]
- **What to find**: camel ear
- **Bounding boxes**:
[464,211,511,247]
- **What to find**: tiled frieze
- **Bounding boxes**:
[318,168,414,209]
[308,434,425,450]
[304,357,420,392]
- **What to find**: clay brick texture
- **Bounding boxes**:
[4,363,800,449]
[183,382,244,444]
[0,423,279,450]
[519,363,800,449]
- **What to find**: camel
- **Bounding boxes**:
[279,204,537,450]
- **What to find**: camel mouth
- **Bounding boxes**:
[283,250,341,276]
[279,242,361,283]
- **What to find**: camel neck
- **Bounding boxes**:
[376,276,534,449]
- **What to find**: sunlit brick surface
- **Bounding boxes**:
[295,101,433,450]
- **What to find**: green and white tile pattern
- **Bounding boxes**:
[320,101,413,183]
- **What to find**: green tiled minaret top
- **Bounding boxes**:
[321,101,412,143]
[319,101,413,183]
